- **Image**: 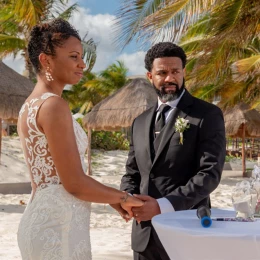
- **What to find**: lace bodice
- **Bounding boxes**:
[18,92,88,191]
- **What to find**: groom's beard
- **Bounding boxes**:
[153,80,185,102]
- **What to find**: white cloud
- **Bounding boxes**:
[69,7,119,72]
[3,6,145,77]
[117,51,147,76]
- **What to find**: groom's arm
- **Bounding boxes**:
[120,121,141,194]
[111,122,141,220]
[165,106,226,211]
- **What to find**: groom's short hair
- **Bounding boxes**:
[145,42,187,72]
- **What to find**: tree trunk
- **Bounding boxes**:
[242,123,246,177]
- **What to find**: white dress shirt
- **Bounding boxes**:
[156,89,185,214]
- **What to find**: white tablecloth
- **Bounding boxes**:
[152,208,260,260]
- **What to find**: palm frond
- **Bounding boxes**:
[217,81,248,108]
[213,0,245,33]
[185,57,198,73]
[189,84,219,102]
[140,0,216,42]
[114,0,217,49]
[0,5,16,24]
[182,15,211,36]
[180,35,206,52]
[54,3,78,21]
[252,99,260,111]
[232,54,260,75]
[13,0,45,28]
[0,34,25,57]
[82,35,97,73]
[114,0,163,49]
[0,0,79,79]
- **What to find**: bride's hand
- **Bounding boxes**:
[110,203,132,222]
[120,193,144,218]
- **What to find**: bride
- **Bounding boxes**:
[17,18,143,260]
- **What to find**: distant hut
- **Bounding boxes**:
[224,103,260,176]
[0,61,34,162]
[83,78,157,174]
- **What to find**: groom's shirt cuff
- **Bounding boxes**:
[157,198,175,214]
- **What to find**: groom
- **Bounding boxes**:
[120,42,226,260]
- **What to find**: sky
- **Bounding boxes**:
[3,0,147,76]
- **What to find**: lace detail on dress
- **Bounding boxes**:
[71,240,92,260]
[18,185,91,260]
[19,93,88,190]
[41,229,63,259]
[19,93,60,191]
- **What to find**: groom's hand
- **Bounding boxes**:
[110,203,132,222]
[132,195,161,223]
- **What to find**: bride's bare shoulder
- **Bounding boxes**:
[40,95,69,111]
[37,96,72,130]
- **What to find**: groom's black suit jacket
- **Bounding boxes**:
[120,90,226,252]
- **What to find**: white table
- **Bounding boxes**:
[152,208,260,260]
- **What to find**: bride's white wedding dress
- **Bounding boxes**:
[17,93,91,260]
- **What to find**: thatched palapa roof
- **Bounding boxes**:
[83,78,157,131]
[0,61,34,119]
[224,103,260,138]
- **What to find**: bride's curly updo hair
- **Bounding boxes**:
[28,18,81,73]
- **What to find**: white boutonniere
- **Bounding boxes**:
[174,117,190,145]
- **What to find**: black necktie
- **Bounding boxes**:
[154,104,171,137]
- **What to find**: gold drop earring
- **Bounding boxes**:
[45,67,54,81]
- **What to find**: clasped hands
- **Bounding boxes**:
[110,194,161,223]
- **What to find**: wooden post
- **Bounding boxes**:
[0,118,2,164]
[87,128,92,175]
[241,123,246,177]
[249,138,252,160]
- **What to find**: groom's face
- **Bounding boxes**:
[147,57,186,102]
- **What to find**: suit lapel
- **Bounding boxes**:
[152,90,194,166]
[144,105,157,164]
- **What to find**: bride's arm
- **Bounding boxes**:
[37,96,143,210]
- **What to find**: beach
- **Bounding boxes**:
[0,136,257,260]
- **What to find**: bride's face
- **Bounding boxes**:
[46,36,86,85]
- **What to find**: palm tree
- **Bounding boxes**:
[114,0,260,109]
[180,0,260,108]
[230,38,260,110]
[63,71,100,114]
[114,0,217,49]
[0,1,96,80]
[88,60,129,97]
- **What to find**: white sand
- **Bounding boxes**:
[0,136,257,260]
